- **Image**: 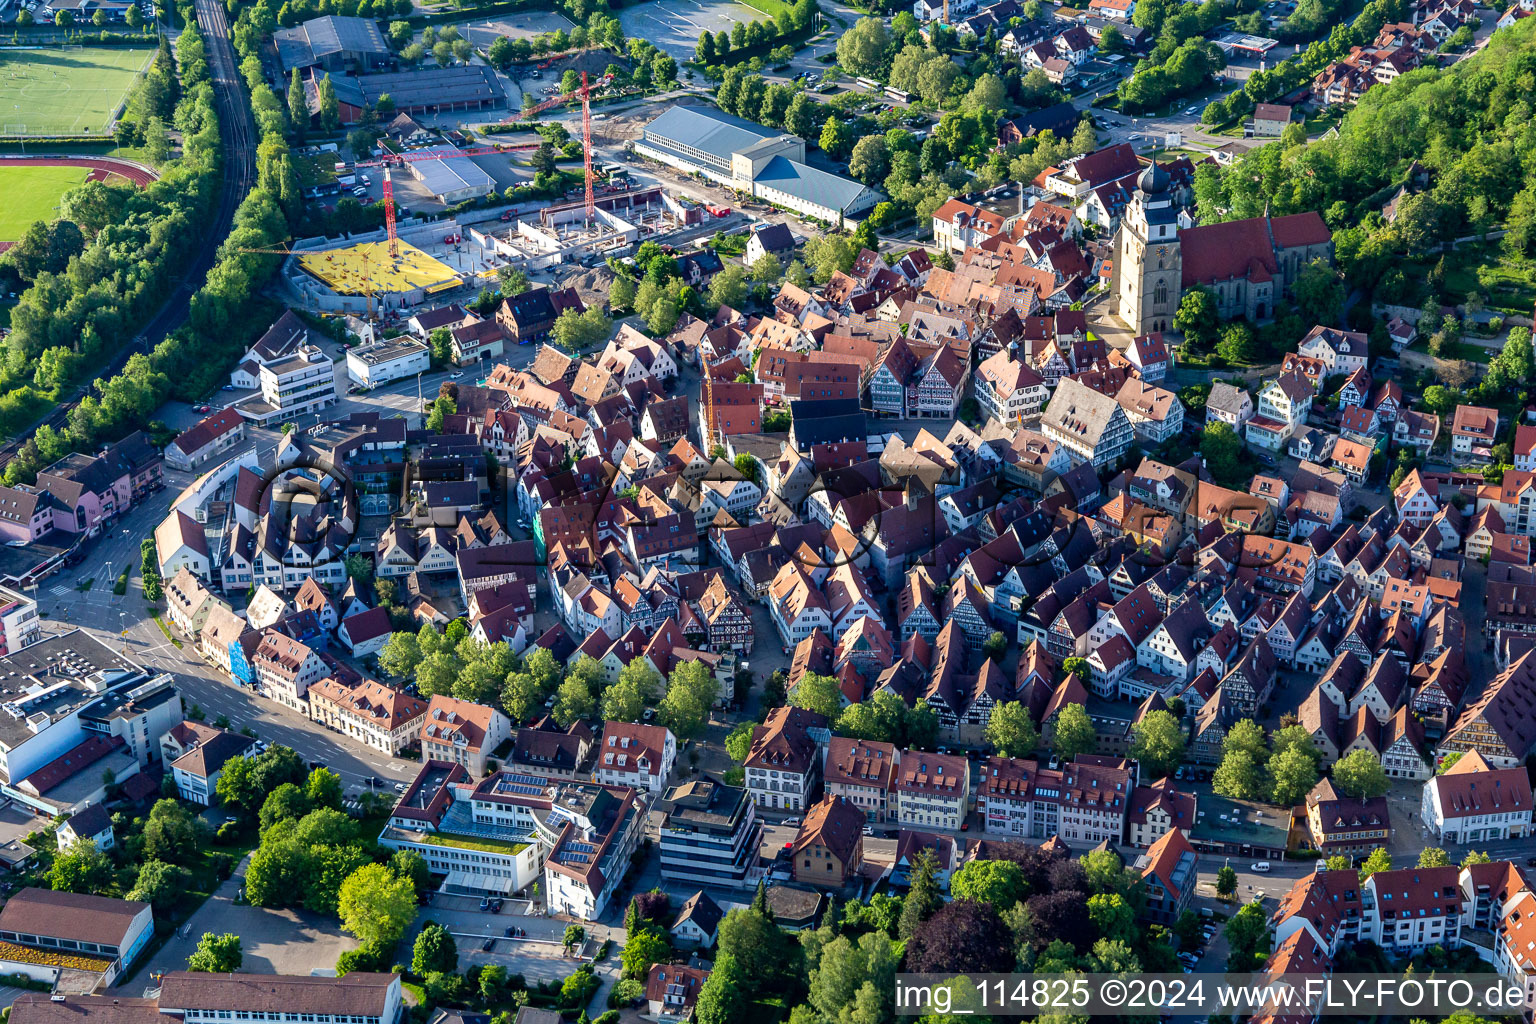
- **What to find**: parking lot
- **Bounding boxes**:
[617,0,766,60]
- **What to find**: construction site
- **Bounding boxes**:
[282,216,497,315]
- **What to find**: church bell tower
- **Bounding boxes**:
[1115,162,1182,336]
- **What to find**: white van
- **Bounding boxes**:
[1251,861,1272,873]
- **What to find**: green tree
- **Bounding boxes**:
[848,135,891,186]
[1418,847,1450,868]
[899,849,941,938]
[1223,901,1268,967]
[1358,847,1392,879]
[694,951,747,1024]
[835,17,893,77]
[187,933,243,973]
[790,672,843,720]
[708,265,748,310]
[260,782,311,833]
[1293,258,1344,326]
[1268,744,1319,806]
[1215,864,1238,898]
[337,863,417,946]
[949,859,1025,907]
[1436,751,1463,774]
[1051,703,1098,760]
[1173,286,1219,348]
[317,73,340,133]
[660,660,720,741]
[1087,893,1136,944]
[49,839,113,895]
[1332,749,1389,798]
[1200,421,1245,485]
[143,798,200,864]
[1214,745,1266,800]
[128,860,189,913]
[603,658,661,722]
[306,767,344,811]
[986,701,1039,758]
[621,928,672,980]
[1128,710,1186,779]
[413,921,459,975]
[819,117,853,161]
[1223,719,1268,761]
[553,676,596,727]
[287,67,308,137]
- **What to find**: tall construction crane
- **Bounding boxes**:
[501,72,614,221]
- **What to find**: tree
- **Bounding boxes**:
[749,252,783,283]
[1173,287,1219,349]
[1332,749,1390,799]
[1418,847,1451,868]
[392,850,430,897]
[1051,703,1097,760]
[337,863,417,946]
[1216,864,1238,898]
[785,93,819,139]
[1128,710,1185,779]
[260,782,311,833]
[187,933,243,973]
[982,631,1008,663]
[1358,847,1392,879]
[1294,259,1344,326]
[790,672,842,720]
[899,849,941,938]
[497,265,530,296]
[563,924,586,953]
[1223,718,1268,761]
[848,136,891,186]
[1214,749,1266,801]
[694,951,747,1024]
[1267,744,1319,806]
[317,73,340,133]
[835,17,892,77]
[621,927,672,979]
[819,117,853,161]
[378,631,422,678]
[1200,421,1245,485]
[660,660,719,741]
[143,798,200,864]
[984,701,1038,758]
[1215,322,1261,365]
[128,860,189,912]
[1436,752,1463,774]
[906,900,1015,974]
[287,68,308,136]
[413,921,459,975]
[603,658,661,722]
[950,860,1025,908]
[306,768,344,811]
[708,265,748,310]
[50,839,113,895]
[552,677,596,727]
[696,30,717,62]
[1223,901,1268,968]
[1087,892,1136,944]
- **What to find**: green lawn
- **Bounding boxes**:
[0,164,88,239]
[0,46,154,135]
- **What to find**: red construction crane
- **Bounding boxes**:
[581,71,595,221]
[500,72,613,221]
[381,167,398,260]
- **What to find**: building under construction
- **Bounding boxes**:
[281,218,495,315]
[471,187,668,269]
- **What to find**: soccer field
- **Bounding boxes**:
[0,165,88,239]
[0,47,154,136]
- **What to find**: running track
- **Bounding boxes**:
[0,155,157,249]
[0,154,158,187]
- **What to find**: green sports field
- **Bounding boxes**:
[0,165,88,239]
[0,46,154,136]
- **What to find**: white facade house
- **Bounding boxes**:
[1420,751,1533,844]
[347,337,430,387]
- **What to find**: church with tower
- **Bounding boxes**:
[1114,162,1334,336]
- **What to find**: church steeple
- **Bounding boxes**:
[1114,159,1183,337]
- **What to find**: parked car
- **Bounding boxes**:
[1251,861,1272,872]
[482,939,494,951]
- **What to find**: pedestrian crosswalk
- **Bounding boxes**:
[49,585,70,596]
